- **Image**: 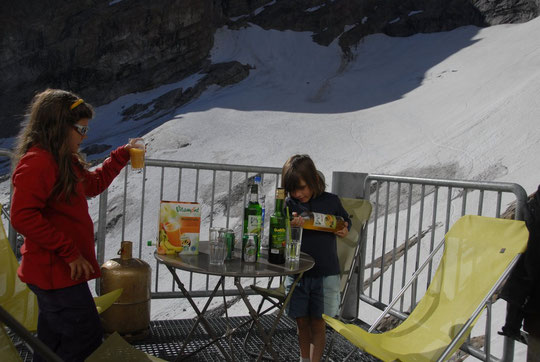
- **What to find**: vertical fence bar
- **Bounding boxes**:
[226,171,233,228]
[496,191,502,218]
[121,168,128,241]
[210,170,216,227]
[445,187,452,233]
[96,189,108,267]
[411,184,425,306]
[137,167,147,259]
[427,186,438,285]
[379,182,390,302]
[461,188,468,216]
[369,181,380,298]
[390,182,400,305]
[194,169,200,202]
[478,190,484,216]
[400,183,413,311]
[177,168,182,200]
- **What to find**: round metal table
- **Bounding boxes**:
[154,241,314,361]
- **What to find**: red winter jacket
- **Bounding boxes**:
[11,145,129,290]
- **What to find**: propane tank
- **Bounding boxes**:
[100,241,151,340]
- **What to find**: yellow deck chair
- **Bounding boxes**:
[323,215,529,362]
[336,198,372,313]
[0,323,23,362]
[1,305,165,362]
[0,203,122,332]
[245,198,372,347]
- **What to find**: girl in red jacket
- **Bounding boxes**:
[10,89,141,361]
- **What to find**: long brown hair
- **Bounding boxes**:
[13,89,94,201]
[281,154,325,199]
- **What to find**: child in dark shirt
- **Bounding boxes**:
[282,154,351,362]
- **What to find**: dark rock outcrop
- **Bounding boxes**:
[118,61,251,123]
[1,0,538,139]
[0,0,216,138]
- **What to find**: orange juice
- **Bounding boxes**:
[164,222,181,246]
[129,148,145,169]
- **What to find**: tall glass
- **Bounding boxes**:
[129,138,145,171]
[209,227,225,265]
[286,226,303,262]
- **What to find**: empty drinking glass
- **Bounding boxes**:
[286,226,303,262]
[209,227,226,265]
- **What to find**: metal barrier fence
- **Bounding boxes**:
[94,157,282,299]
[0,149,529,361]
[359,173,528,362]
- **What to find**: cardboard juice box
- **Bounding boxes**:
[157,201,200,255]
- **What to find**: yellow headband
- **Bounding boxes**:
[70,99,84,110]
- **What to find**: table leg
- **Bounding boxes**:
[263,272,304,359]
[167,266,232,361]
[220,278,235,362]
[234,276,282,362]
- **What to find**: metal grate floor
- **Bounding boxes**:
[14,315,378,361]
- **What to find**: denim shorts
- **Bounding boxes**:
[284,274,341,319]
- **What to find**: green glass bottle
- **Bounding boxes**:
[243,183,262,257]
[268,188,286,264]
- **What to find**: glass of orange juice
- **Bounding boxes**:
[129,138,145,171]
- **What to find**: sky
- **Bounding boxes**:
[2,14,540,361]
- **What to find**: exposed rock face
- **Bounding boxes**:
[117,61,250,124]
[473,0,540,24]
[1,0,538,139]
[245,0,538,55]
[0,0,216,138]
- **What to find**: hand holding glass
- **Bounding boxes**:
[286,226,303,262]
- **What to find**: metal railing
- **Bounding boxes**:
[358,173,528,361]
[93,157,282,299]
[0,149,530,361]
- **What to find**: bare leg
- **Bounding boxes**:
[296,317,312,359]
[310,317,326,362]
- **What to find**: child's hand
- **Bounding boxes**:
[124,137,145,151]
[335,222,349,238]
[69,255,95,280]
[290,212,305,227]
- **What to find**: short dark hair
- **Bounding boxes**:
[281,154,325,198]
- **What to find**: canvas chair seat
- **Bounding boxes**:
[1,305,164,362]
[323,215,529,362]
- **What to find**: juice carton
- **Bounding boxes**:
[157,201,200,255]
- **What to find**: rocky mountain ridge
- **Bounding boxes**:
[1,0,538,140]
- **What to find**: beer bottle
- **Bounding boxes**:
[268,188,286,264]
[300,211,346,233]
[243,183,262,255]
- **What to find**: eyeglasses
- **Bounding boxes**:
[72,124,89,136]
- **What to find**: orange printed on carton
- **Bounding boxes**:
[157,201,201,255]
